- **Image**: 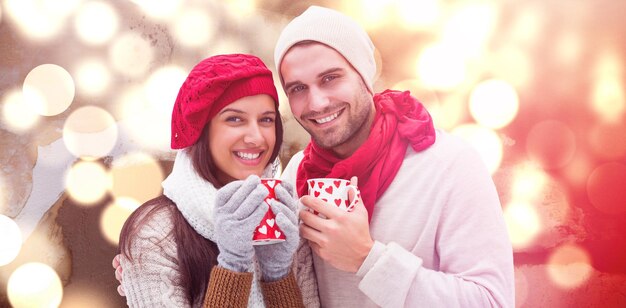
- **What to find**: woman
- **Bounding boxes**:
[117,54,318,307]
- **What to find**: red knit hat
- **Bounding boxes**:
[171,54,279,149]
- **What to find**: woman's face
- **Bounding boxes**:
[208,94,277,184]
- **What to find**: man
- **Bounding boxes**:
[275,5,514,307]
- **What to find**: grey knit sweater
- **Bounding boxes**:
[120,150,320,307]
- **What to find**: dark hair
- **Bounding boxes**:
[119,105,284,305]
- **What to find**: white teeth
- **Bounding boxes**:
[236,152,260,160]
[314,111,339,124]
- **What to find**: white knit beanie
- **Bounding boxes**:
[274,5,376,94]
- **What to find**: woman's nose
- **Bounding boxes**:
[243,122,264,145]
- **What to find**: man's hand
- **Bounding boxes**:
[299,177,374,273]
[112,254,126,296]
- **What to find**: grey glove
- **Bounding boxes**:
[255,182,300,281]
[214,175,269,272]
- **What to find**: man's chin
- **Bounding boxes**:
[311,135,345,149]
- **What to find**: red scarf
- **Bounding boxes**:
[296,90,436,221]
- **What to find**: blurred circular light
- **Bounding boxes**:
[562,152,593,189]
[4,0,79,42]
[547,244,593,289]
[7,262,63,308]
[115,86,165,150]
[441,4,497,59]
[510,5,544,46]
[171,8,216,48]
[65,160,111,205]
[1,89,40,133]
[588,123,626,160]
[123,66,186,151]
[451,124,503,174]
[110,152,164,204]
[131,0,182,19]
[591,77,625,124]
[74,1,119,45]
[100,197,140,245]
[417,44,466,91]
[109,32,154,79]
[340,0,390,29]
[74,59,112,97]
[554,31,583,67]
[491,48,533,89]
[63,106,118,159]
[206,36,247,57]
[587,162,626,215]
[511,164,548,200]
[504,201,541,249]
[469,79,519,129]
[526,120,576,170]
[0,215,22,266]
[145,65,187,111]
[23,64,75,116]
[395,0,439,28]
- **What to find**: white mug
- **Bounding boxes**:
[307,178,359,214]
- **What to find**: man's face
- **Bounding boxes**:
[280,43,374,155]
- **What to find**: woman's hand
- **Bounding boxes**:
[214,175,269,272]
[254,182,300,281]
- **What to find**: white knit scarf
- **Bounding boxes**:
[161,149,278,308]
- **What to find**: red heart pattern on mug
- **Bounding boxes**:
[307,178,359,212]
[253,179,286,245]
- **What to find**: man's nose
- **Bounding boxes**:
[307,87,330,111]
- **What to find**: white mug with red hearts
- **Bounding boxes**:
[252,178,286,245]
[307,178,360,215]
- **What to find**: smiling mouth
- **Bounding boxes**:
[234,151,262,160]
[310,109,342,125]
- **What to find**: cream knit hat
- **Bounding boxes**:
[274,5,376,94]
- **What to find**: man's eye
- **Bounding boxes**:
[322,75,337,83]
[290,85,306,94]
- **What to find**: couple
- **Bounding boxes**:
[114,5,515,308]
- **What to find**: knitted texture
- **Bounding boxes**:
[274,5,376,93]
[214,176,269,272]
[120,201,195,307]
[171,54,279,149]
[204,266,254,308]
[260,270,305,308]
[159,150,320,307]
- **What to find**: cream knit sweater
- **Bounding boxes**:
[281,129,514,307]
[120,150,320,307]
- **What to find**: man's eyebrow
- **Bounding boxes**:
[317,67,343,78]
[284,67,344,90]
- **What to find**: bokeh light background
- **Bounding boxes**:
[0,0,624,307]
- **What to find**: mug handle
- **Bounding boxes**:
[346,185,360,212]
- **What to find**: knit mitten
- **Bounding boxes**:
[214,175,269,272]
[255,182,300,281]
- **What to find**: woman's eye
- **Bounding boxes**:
[260,117,275,123]
[226,116,242,122]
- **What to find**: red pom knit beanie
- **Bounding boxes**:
[171,54,279,149]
